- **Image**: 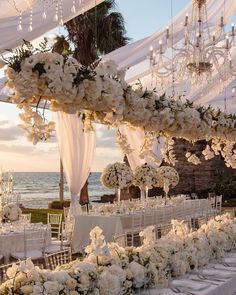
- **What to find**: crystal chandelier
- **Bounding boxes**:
[149,0,235,86]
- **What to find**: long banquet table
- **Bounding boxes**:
[0,224,51,262]
[72,199,211,253]
[140,255,236,295]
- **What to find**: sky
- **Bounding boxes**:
[0,0,191,172]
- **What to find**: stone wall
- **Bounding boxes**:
[168,138,236,195]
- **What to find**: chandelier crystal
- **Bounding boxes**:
[150,0,235,86]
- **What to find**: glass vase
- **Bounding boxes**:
[140,187,145,201]
[116,188,121,203]
[145,186,149,199]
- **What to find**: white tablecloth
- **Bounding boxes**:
[72,214,123,253]
[0,225,51,262]
[71,199,211,253]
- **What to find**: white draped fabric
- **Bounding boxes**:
[54,112,96,216]
[118,125,164,170]
[0,0,104,54]
[103,0,236,113]
[105,0,236,70]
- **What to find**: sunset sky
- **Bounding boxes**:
[0,0,189,172]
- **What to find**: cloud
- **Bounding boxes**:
[0,120,11,126]
[0,123,24,141]
[95,124,116,148]
[0,143,36,154]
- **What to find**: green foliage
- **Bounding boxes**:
[65,0,130,65]
[48,200,71,210]
[3,38,50,72]
[213,177,236,200]
[21,208,64,223]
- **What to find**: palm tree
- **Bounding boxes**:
[65,0,129,66]
[65,0,129,204]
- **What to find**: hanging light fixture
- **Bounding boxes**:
[150,0,235,86]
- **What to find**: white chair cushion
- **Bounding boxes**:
[11,250,43,260]
[44,244,69,254]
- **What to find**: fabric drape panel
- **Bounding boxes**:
[0,0,104,54]
[104,0,236,70]
[54,112,96,216]
[118,125,164,170]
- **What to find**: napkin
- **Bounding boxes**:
[201,269,232,279]
[214,264,236,272]
[224,257,236,266]
[171,279,210,291]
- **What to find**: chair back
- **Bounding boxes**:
[113,234,127,248]
[47,213,62,240]
[21,213,32,223]
[154,209,164,226]
[63,207,70,220]
[23,226,48,260]
[215,195,222,214]
[143,210,154,227]
[131,213,142,230]
[45,249,72,270]
[163,206,173,223]
[0,261,22,284]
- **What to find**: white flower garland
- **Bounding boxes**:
[100,162,133,189]
[5,51,236,148]
[185,152,202,165]
[115,131,134,155]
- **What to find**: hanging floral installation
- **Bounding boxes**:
[2,39,236,167]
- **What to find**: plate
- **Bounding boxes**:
[171,279,210,291]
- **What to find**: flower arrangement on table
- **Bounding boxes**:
[133,163,161,199]
[157,166,179,202]
[100,162,133,202]
[1,203,22,223]
[2,39,236,168]
[1,213,236,295]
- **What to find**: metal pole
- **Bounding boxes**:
[59,159,64,202]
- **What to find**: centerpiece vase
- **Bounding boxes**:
[116,188,121,203]
[163,186,169,205]
[145,186,149,199]
[140,187,145,201]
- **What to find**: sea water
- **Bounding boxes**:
[11,172,113,208]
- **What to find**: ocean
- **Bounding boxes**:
[11,172,113,209]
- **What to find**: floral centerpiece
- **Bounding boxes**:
[157,166,179,203]
[133,163,160,199]
[100,162,133,202]
[1,203,22,222]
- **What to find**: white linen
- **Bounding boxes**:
[0,0,104,54]
[118,125,164,170]
[0,225,51,262]
[103,0,236,113]
[71,199,210,252]
[54,112,96,216]
[104,0,236,70]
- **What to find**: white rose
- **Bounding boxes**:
[20,285,33,294]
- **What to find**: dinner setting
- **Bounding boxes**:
[0,0,236,294]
